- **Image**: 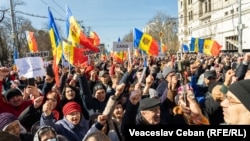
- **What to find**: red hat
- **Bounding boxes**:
[62,102,81,115]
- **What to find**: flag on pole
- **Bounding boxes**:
[133,28,159,56]
[88,31,100,46]
[203,39,222,56]
[66,5,99,52]
[62,41,88,66]
[48,7,63,87]
[182,44,189,53]
[190,37,199,52]
[26,31,38,53]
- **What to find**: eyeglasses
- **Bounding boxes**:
[224,95,242,106]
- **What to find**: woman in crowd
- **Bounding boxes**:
[0,112,33,141]
[40,101,89,141]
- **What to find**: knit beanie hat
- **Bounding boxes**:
[162,66,175,78]
[138,98,161,111]
[4,88,23,101]
[62,102,82,115]
[0,112,17,131]
[228,79,250,111]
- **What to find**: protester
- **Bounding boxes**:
[220,79,250,124]
[0,112,33,141]
[18,90,62,132]
[40,101,89,141]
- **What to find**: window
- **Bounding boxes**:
[188,28,192,35]
[188,11,193,21]
[205,0,211,13]
[231,9,234,14]
[225,36,238,51]
[208,0,211,12]
[188,0,192,5]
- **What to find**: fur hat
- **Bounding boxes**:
[62,102,81,115]
[4,88,23,101]
[228,79,250,111]
[138,98,161,111]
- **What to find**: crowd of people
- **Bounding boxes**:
[0,51,250,141]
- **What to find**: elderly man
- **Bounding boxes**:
[220,79,250,124]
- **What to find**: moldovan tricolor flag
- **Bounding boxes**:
[26,31,38,53]
[62,41,88,67]
[66,5,99,52]
[133,28,159,56]
[203,39,222,57]
[88,31,100,47]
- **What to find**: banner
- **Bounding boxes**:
[113,41,133,52]
[15,57,46,78]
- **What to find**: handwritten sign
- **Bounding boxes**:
[15,57,46,78]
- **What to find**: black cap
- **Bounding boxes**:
[5,88,23,101]
[228,79,250,111]
[138,98,161,111]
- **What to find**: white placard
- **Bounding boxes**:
[113,42,133,52]
[15,57,46,78]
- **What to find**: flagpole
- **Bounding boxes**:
[159,31,163,54]
[128,47,131,65]
[68,45,71,71]
[122,51,124,63]
[61,40,64,67]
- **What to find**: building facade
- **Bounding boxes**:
[178,0,250,53]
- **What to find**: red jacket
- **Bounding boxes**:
[0,81,33,117]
